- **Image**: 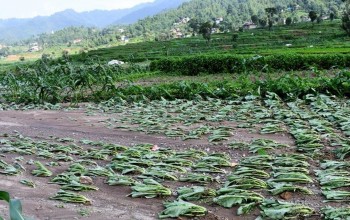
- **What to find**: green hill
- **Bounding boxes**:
[124,0,343,39]
[5,0,344,53]
[78,20,348,63]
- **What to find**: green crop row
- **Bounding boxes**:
[150,54,350,75]
[2,55,350,104]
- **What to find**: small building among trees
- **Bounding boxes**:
[243,22,257,30]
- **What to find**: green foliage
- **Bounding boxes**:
[150,54,350,75]
[214,188,264,211]
[251,15,259,24]
[259,18,267,27]
[309,11,318,23]
[322,207,350,219]
[259,199,314,219]
[158,200,207,219]
[0,191,28,220]
[2,57,145,104]
[177,186,216,201]
[31,161,52,177]
[231,33,238,41]
[50,190,91,204]
[199,22,212,42]
[129,179,172,198]
[342,10,350,36]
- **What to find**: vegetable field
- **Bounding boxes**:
[1,91,350,219]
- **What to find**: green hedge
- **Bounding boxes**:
[150,54,350,75]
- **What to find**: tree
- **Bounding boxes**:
[288,3,298,13]
[342,0,350,36]
[259,18,267,28]
[232,33,238,42]
[293,16,299,23]
[0,47,9,57]
[268,20,274,30]
[286,17,292,25]
[199,22,212,43]
[265,7,277,30]
[251,15,259,24]
[189,18,201,35]
[309,11,318,23]
[265,8,277,17]
[227,5,233,15]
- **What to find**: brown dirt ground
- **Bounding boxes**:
[0,109,322,220]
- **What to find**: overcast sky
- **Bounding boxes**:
[0,0,155,19]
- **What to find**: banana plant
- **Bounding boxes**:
[214,188,263,214]
[177,186,216,201]
[179,173,215,184]
[225,176,267,189]
[129,179,172,199]
[321,207,350,220]
[0,191,29,220]
[60,181,99,191]
[20,180,36,188]
[322,190,350,202]
[31,161,52,177]
[159,200,207,219]
[258,199,314,219]
[50,190,91,204]
[268,182,313,195]
[107,174,137,186]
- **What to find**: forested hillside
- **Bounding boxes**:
[125,0,343,38]
[1,0,345,56]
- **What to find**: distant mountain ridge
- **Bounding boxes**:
[0,0,187,42]
[116,0,189,24]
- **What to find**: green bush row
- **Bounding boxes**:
[150,54,350,75]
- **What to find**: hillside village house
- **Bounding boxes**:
[73,39,82,44]
[28,42,40,52]
[28,45,40,52]
[243,22,257,29]
[173,17,190,26]
[170,28,183,38]
[215,17,224,25]
[121,35,130,43]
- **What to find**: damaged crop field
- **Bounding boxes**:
[1,86,350,219]
[1,21,350,220]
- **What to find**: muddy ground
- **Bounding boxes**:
[0,109,321,220]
